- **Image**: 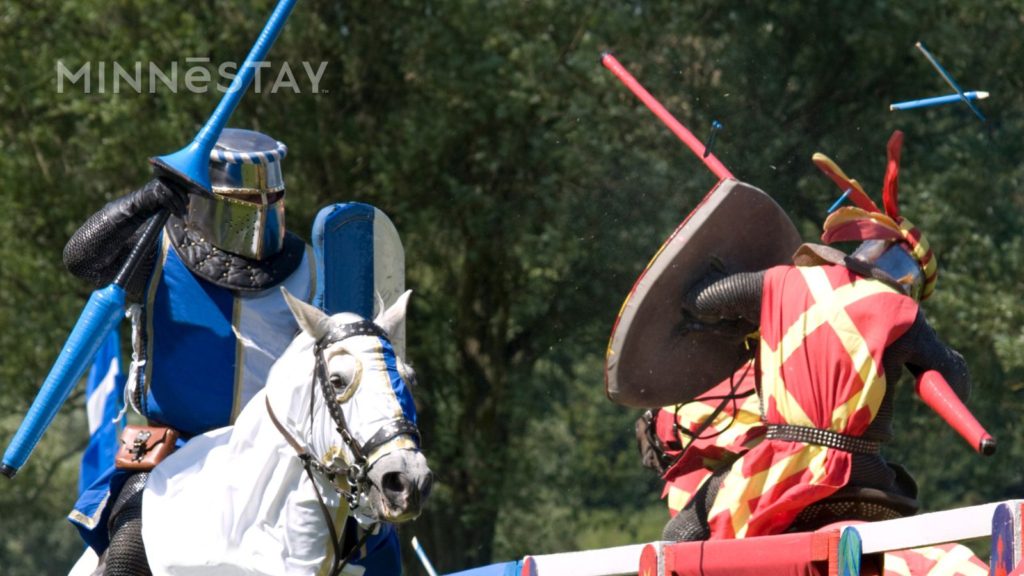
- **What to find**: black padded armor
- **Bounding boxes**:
[665,265,972,540]
[165,215,306,291]
[662,466,728,541]
[104,472,151,576]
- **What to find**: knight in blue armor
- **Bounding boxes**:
[63,129,405,575]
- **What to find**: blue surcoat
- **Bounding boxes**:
[142,234,316,437]
[70,233,315,549]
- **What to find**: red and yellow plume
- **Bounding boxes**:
[812,131,938,300]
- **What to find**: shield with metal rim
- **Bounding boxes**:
[605,179,802,408]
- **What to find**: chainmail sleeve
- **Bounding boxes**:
[684,270,766,324]
[63,181,173,300]
[63,199,145,286]
[897,311,972,402]
[865,309,972,443]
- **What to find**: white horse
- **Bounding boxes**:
[131,287,431,575]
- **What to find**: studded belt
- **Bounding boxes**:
[765,424,881,455]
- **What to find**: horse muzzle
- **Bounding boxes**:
[380,468,433,522]
[367,449,433,523]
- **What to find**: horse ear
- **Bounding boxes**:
[281,287,331,340]
[376,290,412,338]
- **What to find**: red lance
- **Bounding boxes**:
[917,370,995,455]
[601,53,735,182]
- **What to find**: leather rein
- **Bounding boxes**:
[266,319,420,576]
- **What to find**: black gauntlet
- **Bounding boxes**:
[636,410,671,475]
[63,178,190,293]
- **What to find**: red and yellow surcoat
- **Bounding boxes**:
[706,264,919,538]
[658,363,764,515]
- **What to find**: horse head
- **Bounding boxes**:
[281,288,432,524]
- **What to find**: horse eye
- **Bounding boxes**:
[329,374,346,389]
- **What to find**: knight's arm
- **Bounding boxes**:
[899,311,972,402]
[683,270,766,325]
[63,178,188,287]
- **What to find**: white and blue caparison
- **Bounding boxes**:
[141,288,432,576]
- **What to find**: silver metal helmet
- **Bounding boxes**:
[851,239,925,301]
[186,128,289,260]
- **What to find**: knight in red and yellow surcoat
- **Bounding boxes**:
[663,131,973,542]
[708,262,921,538]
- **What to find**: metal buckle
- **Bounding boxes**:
[130,430,153,461]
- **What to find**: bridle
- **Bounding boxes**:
[266,318,421,576]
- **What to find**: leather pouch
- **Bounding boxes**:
[115,425,179,471]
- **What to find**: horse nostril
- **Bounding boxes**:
[382,471,410,498]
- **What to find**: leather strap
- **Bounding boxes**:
[318,320,389,347]
[267,397,360,576]
[266,396,309,458]
[361,419,420,458]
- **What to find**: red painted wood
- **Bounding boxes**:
[656,530,840,576]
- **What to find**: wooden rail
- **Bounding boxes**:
[442,500,1024,576]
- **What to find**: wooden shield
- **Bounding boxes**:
[605,179,802,408]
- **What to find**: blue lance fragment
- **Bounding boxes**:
[890,91,989,111]
[703,120,723,158]
[828,188,853,214]
[914,41,986,122]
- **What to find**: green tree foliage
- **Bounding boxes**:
[0,1,1021,574]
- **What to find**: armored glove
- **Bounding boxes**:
[64,177,192,291]
[636,410,671,475]
[116,177,192,223]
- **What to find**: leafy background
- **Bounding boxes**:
[0,1,1021,573]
